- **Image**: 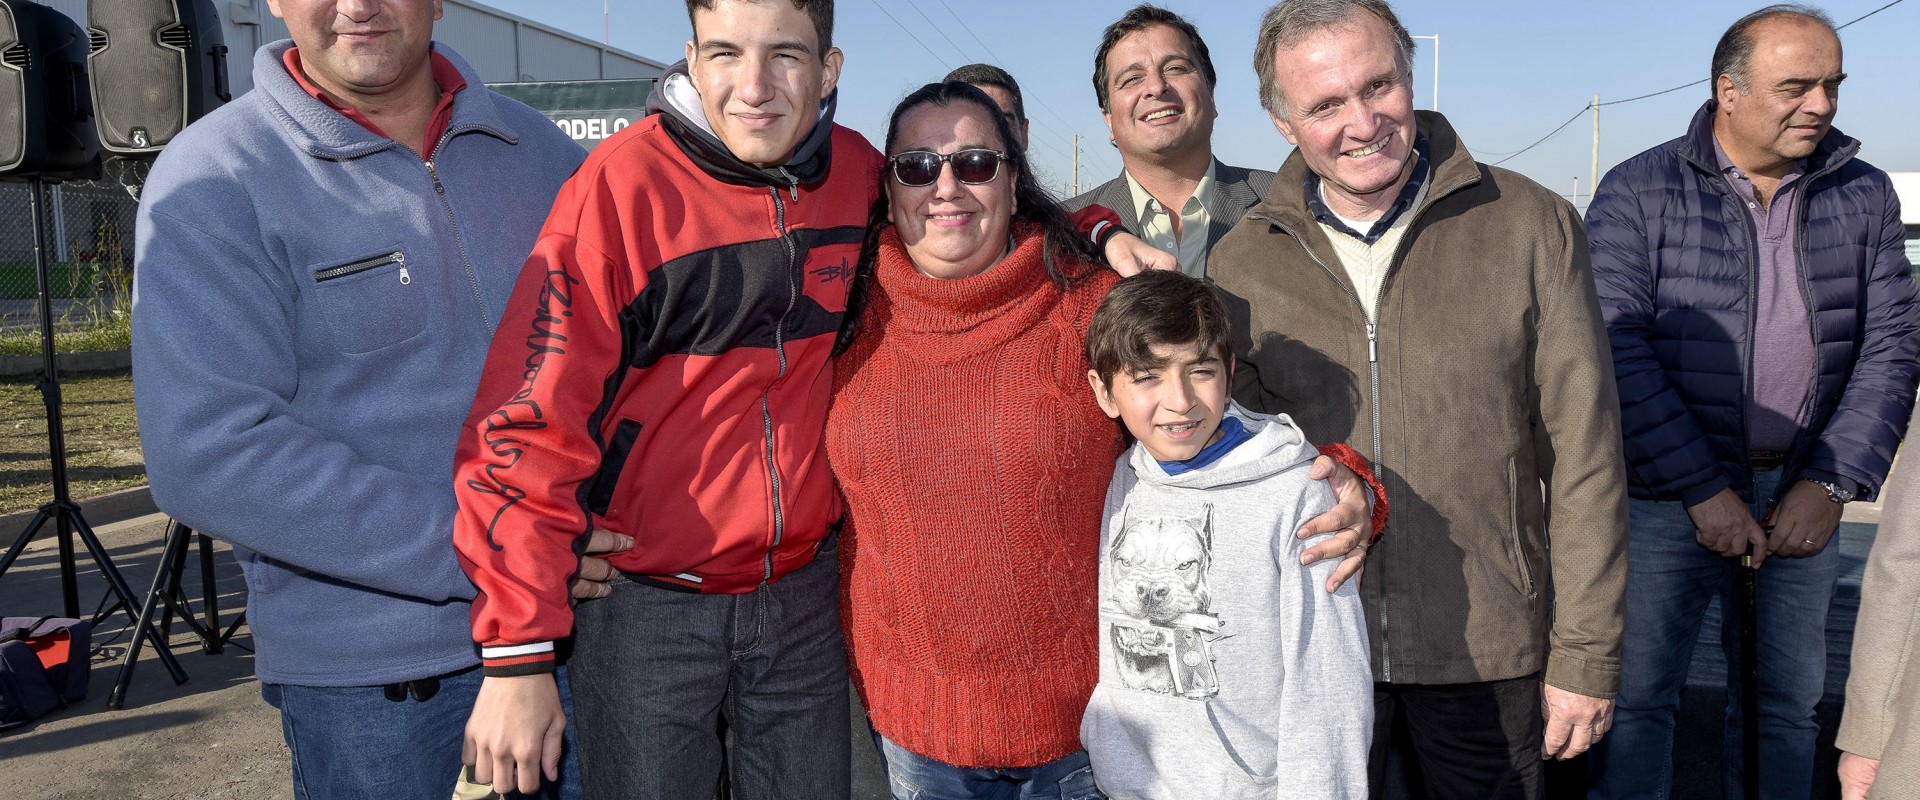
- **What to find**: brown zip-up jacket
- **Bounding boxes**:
[1209,111,1628,697]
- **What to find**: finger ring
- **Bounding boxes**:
[1803,539,1816,545]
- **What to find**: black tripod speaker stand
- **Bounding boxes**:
[109,519,247,709]
[0,177,185,687]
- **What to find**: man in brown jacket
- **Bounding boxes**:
[1208,1,1629,797]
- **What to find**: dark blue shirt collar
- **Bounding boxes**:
[1157,415,1254,476]
[1304,133,1430,245]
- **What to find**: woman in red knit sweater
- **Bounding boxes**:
[825,82,1374,799]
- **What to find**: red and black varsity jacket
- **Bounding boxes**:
[453,111,883,676]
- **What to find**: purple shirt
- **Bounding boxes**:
[1714,138,1814,453]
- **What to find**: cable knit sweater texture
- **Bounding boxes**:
[827,225,1122,767]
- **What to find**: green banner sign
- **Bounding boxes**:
[486,79,657,151]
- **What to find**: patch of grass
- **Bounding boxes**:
[0,251,134,357]
[0,313,131,356]
[0,369,143,515]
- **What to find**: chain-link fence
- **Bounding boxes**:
[0,159,143,351]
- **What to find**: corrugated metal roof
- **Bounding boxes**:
[444,0,667,71]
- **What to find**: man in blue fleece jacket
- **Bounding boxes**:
[131,1,601,797]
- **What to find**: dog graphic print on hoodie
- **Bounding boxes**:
[1083,403,1373,800]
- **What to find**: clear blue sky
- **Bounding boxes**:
[481,0,1918,205]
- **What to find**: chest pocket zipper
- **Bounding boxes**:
[315,252,405,283]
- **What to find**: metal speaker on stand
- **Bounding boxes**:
[0,0,182,693]
[87,0,228,155]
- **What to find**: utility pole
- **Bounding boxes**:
[1431,35,1439,110]
[1412,34,1439,110]
[1072,133,1080,198]
[1591,94,1601,198]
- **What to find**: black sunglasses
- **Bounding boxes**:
[888,149,1008,187]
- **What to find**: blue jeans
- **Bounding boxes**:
[1587,468,1841,800]
[568,536,849,799]
[873,732,1103,800]
[261,665,582,800]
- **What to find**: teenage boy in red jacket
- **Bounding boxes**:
[454,3,868,796]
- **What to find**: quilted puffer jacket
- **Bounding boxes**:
[1588,101,1920,507]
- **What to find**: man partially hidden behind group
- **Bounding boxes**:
[944,63,1029,150]
[1211,1,1631,797]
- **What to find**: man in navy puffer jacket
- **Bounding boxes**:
[1584,7,1919,799]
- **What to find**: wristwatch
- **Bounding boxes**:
[1810,479,1855,504]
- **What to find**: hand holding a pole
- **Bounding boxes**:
[1764,481,1844,558]
[1687,488,1770,567]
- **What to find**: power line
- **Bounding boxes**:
[1592,0,1900,107]
[928,0,1122,179]
[1482,0,1905,166]
[1836,0,1905,29]
[1487,104,1590,166]
[889,0,1079,155]
[931,0,1014,80]
[863,0,1093,188]
[1596,79,1706,107]
[901,0,973,66]
[1593,1,1903,108]
[866,0,951,71]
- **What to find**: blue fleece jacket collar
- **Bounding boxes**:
[256,40,518,161]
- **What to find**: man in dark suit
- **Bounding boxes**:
[1067,4,1273,279]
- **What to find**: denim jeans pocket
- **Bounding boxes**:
[1056,764,1105,799]
[884,771,926,800]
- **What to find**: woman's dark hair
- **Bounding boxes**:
[836,81,1101,355]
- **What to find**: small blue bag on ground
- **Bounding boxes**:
[0,615,92,729]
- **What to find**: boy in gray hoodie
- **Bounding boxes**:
[1081,270,1373,799]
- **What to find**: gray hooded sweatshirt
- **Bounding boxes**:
[1081,403,1372,799]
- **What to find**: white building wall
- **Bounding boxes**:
[515,25,602,83]
[1893,174,1919,227]
[436,3,522,81]
[1894,174,1919,269]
